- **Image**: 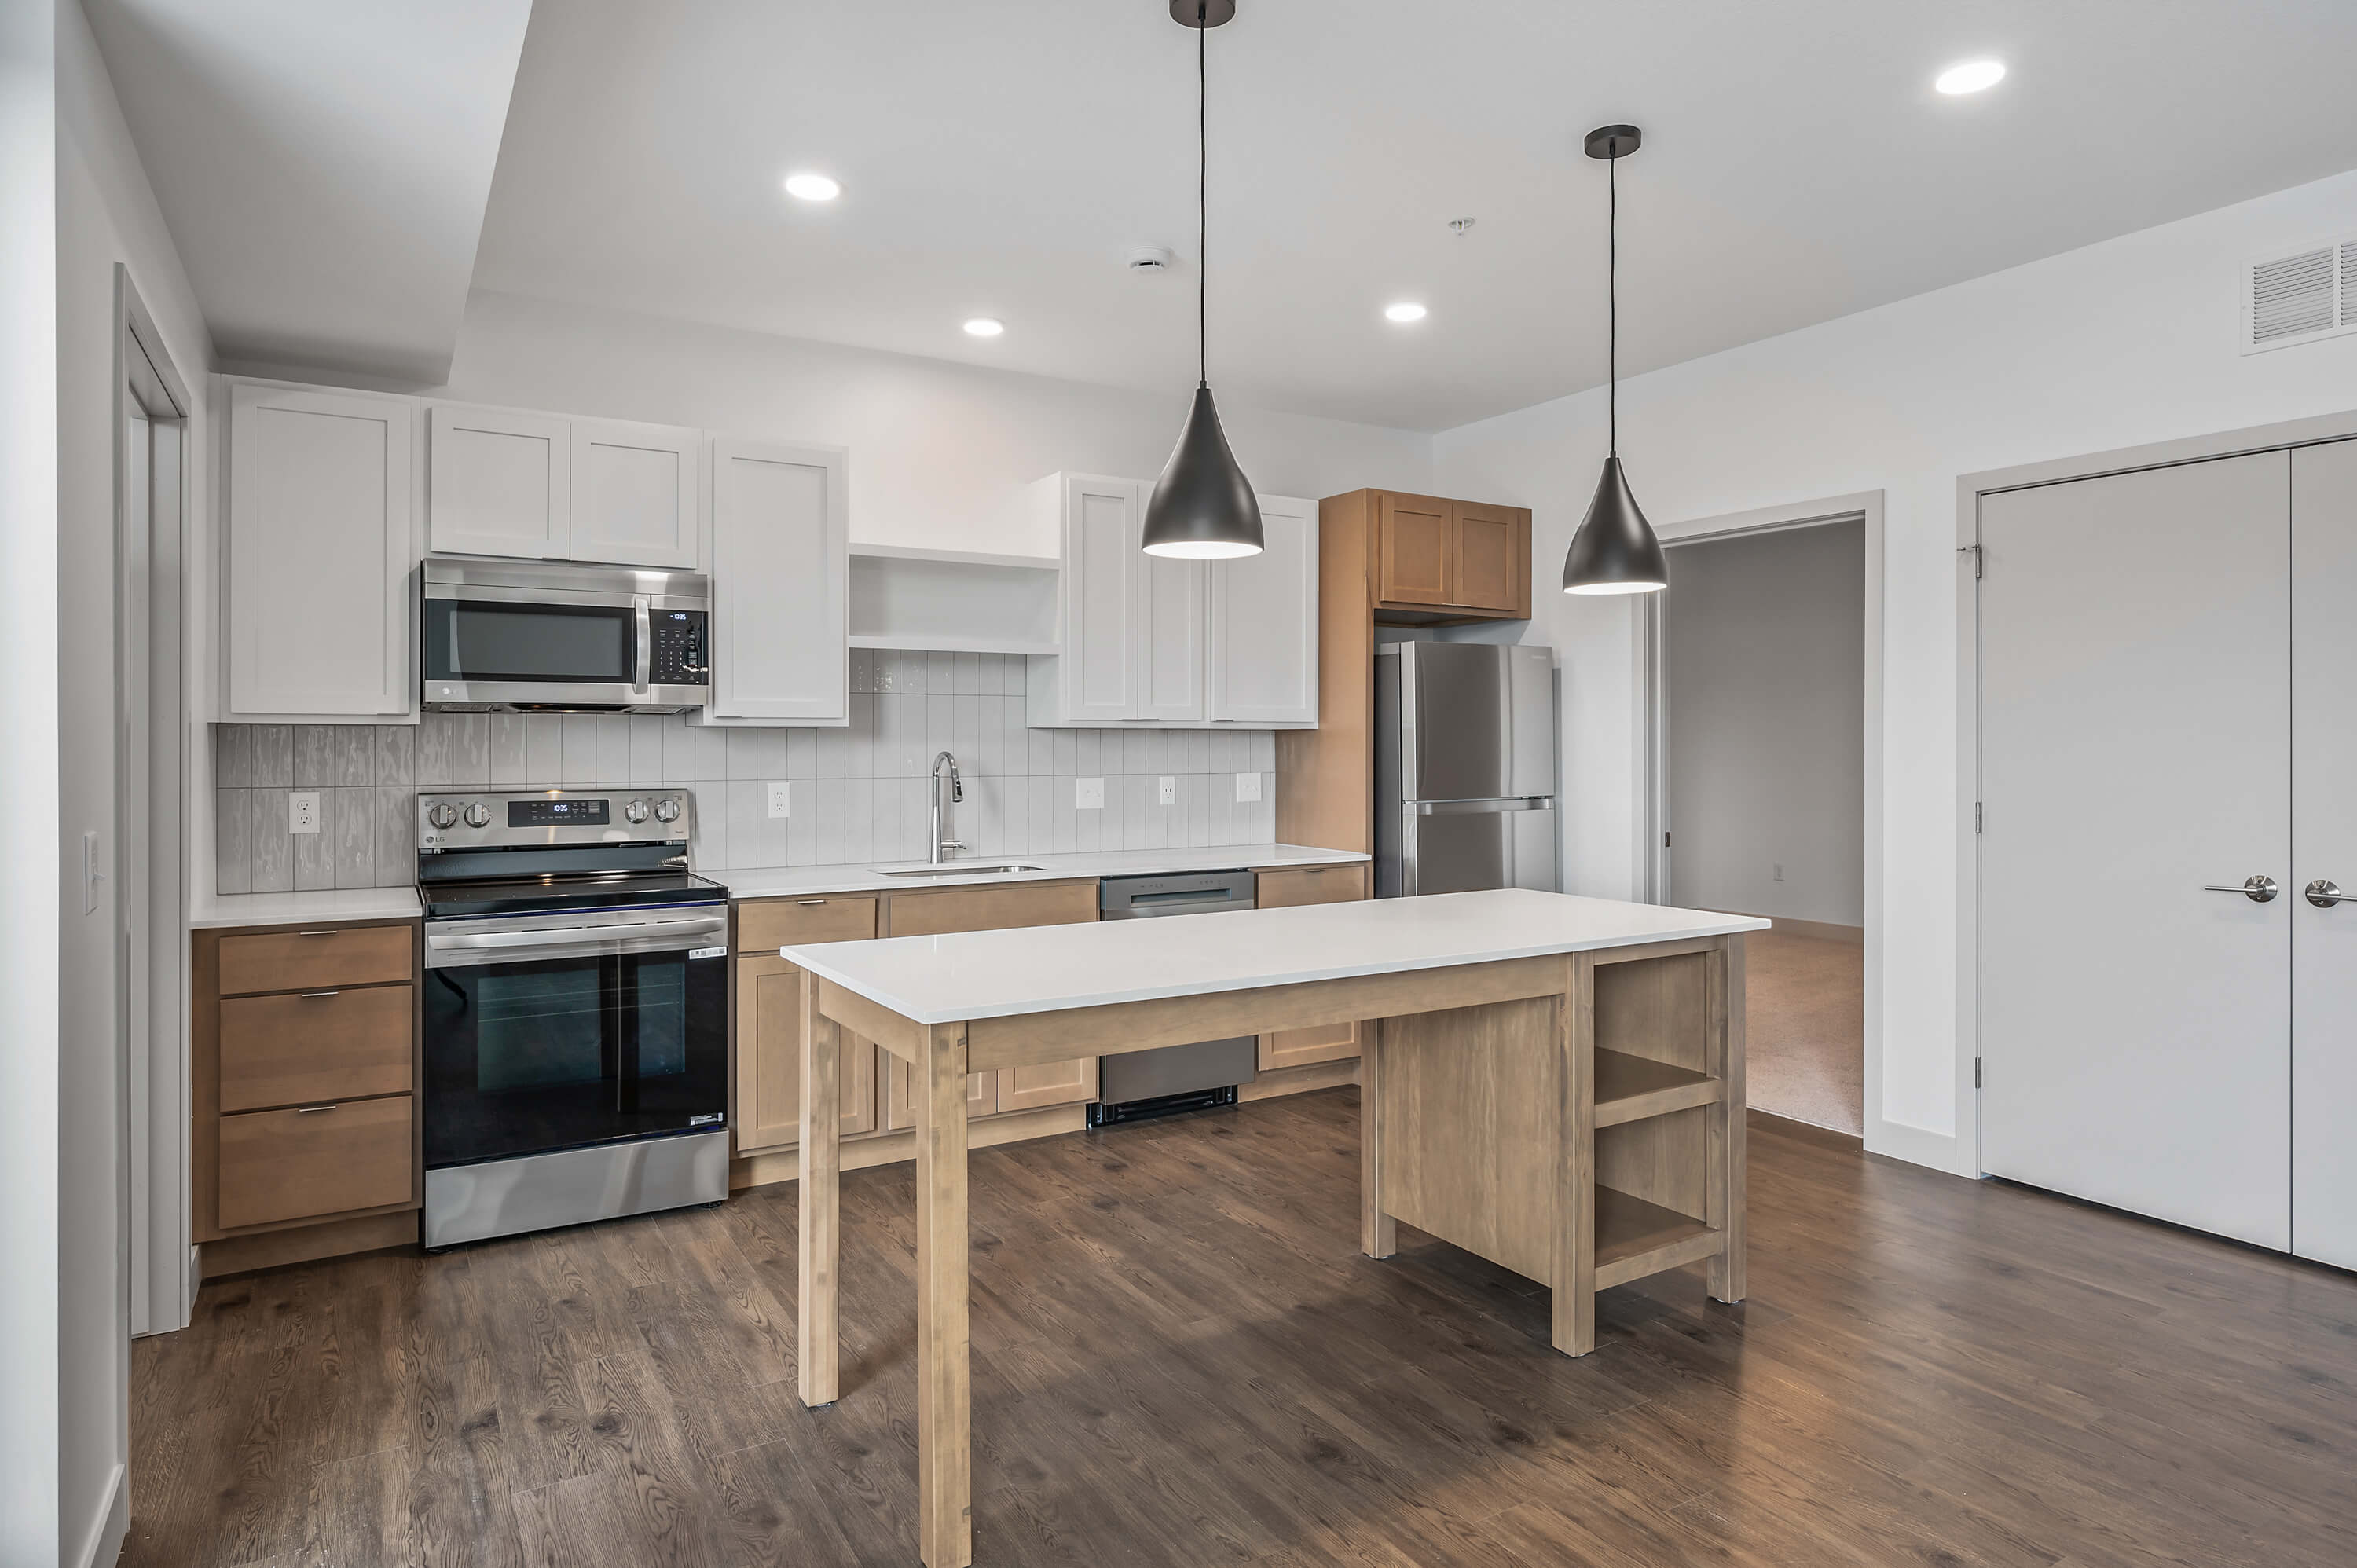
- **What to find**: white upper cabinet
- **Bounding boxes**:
[225,382,413,718]
[1027,474,1318,727]
[570,417,701,569]
[702,438,849,724]
[1209,494,1319,726]
[426,404,570,559]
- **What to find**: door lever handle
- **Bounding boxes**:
[2202,874,2279,903]
[2306,879,2348,908]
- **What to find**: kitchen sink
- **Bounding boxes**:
[871,863,1043,878]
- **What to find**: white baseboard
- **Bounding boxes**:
[1864,1115,1962,1175]
[72,1460,126,1568]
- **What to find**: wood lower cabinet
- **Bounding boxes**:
[193,918,421,1247]
[883,879,1101,1122]
[1255,863,1372,1069]
[732,896,882,1156]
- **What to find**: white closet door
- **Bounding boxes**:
[1980,452,2291,1249]
[2293,438,2357,1269]
[570,417,699,568]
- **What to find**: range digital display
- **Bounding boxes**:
[508,798,610,827]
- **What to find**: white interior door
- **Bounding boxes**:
[2293,438,2357,1269]
[1980,452,2291,1248]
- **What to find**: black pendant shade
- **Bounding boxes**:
[1143,0,1263,559]
[1562,123,1667,596]
[1560,454,1667,594]
[1143,385,1265,559]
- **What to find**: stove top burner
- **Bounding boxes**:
[421,870,730,921]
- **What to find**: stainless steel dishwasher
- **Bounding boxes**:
[1087,870,1259,1126]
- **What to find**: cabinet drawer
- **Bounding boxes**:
[218,925,413,995]
[219,984,413,1112]
[1255,863,1369,909]
[883,880,1098,937]
[217,1096,413,1230]
[738,896,878,953]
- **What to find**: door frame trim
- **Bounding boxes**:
[1956,405,2357,1181]
[1635,490,1885,1154]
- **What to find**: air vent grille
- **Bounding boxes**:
[2245,236,2357,354]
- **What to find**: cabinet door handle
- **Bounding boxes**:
[298,929,341,937]
[295,1104,339,1115]
[798,899,827,907]
[298,990,341,999]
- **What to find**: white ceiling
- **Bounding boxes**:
[93,1,2357,430]
[84,0,531,383]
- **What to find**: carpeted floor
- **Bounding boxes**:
[1744,929,1863,1134]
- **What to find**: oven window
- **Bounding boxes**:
[425,599,635,683]
[424,948,724,1168]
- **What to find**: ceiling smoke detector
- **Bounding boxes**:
[1448,217,1475,235]
[1127,244,1177,273]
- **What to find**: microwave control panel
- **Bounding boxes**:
[650,610,709,686]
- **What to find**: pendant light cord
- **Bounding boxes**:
[1607,150,1617,456]
[1197,9,1208,389]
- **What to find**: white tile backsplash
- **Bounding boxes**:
[207,653,1283,890]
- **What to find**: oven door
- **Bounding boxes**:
[423,908,729,1169]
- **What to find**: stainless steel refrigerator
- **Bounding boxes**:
[1374,642,1558,897]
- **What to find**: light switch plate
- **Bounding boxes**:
[290,791,321,834]
[767,781,793,819]
[1075,776,1105,810]
[1157,775,1176,806]
[1234,771,1262,803]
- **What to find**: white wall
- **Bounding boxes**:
[1666,520,1864,927]
[1,5,60,1561]
[377,288,1435,555]
[55,5,214,1564]
[1433,167,2357,1171]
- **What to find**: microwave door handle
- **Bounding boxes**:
[633,597,653,696]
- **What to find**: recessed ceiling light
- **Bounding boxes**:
[783,171,841,201]
[1934,59,2006,95]
[1384,302,1428,323]
[962,317,1005,338]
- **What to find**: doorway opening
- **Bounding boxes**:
[1643,501,1875,1137]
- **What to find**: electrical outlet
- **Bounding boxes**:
[290,791,321,834]
[1075,776,1105,810]
[1157,775,1176,806]
[1235,771,1262,804]
[1772,863,1784,881]
[766,781,792,819]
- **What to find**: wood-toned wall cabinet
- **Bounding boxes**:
[1354,489,1531,621]
[732,896,881,1155]
[1255,863,1372,1069]
[881,879,1101,1127]
[193,920,420,1242]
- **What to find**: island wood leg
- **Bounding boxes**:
[1708,933,1748,1304]
[1551,955,1599,1356]
[1360,1017,1397,1258]
[797,983,842,1408]
[915,1020,973,1568]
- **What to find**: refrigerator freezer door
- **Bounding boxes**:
[1398,643,1557,801]
[1399,800,1559,896]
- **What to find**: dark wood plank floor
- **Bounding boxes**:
[126,1090,2357,1567]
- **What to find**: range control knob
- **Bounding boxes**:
[463,802,493,828]
[624,798,651,824]
[427,802,458,830]
[653,797,683,824]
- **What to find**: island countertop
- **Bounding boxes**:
[782,887,1769,1026]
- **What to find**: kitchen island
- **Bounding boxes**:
[784,888,1768,1568]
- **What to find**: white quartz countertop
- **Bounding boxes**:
[189,885,422,930]
[783,888,1770,1025]
[713,842,1367,902]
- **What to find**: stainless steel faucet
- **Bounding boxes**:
[929,751,966,864]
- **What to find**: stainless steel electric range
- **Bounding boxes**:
[416,788,730,1248]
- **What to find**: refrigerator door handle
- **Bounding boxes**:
[1411,797,1554,815]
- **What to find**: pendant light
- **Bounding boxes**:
[1142,0,1263,559]
[1560,124,1669,595]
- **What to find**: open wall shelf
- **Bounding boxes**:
[849,542,1061,656]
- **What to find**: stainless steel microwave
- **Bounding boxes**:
[421,559,710,713]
